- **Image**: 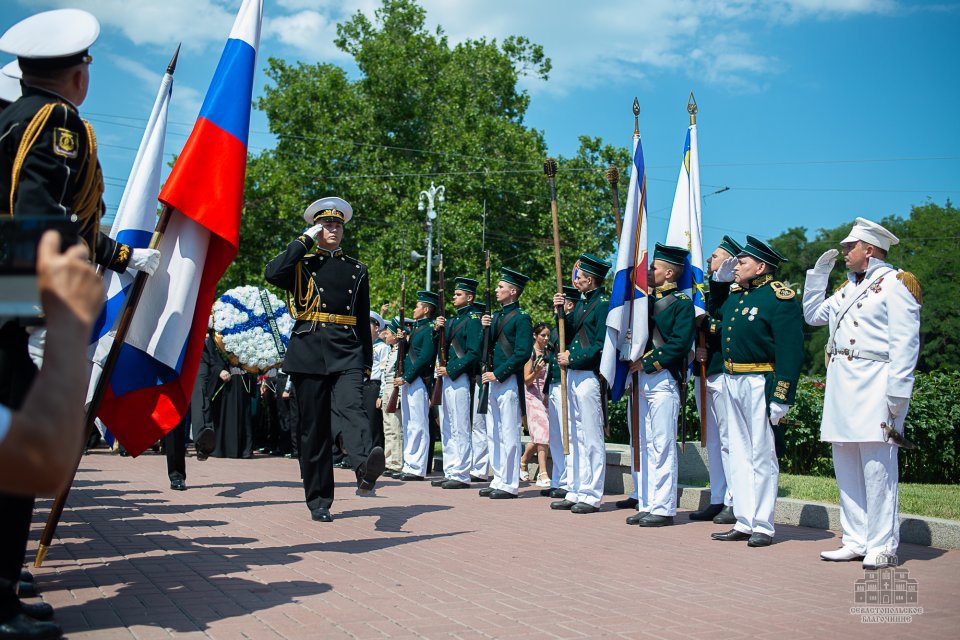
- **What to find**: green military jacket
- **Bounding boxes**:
[560,287,609,371]
[698,281,739,377]
[444,304,482,381]
[641,283,696,375]
[402,317,438,383]
[707,274,804,404]
[491,301,533,381]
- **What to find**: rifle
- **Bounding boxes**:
[430,254,446,406]
[544,158,570,455]
[476,200,493,413]
[697,328,708,447]
[385,238,407,414]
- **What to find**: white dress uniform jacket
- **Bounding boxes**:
[803,257,921,442]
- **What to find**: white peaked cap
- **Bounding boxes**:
[0,10,100,61]
[841,217,899,251]
[303,196,353,225]
[0,61,21,103]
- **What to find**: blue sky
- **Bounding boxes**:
[5,0,959,259]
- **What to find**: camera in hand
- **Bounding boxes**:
[0,216,80,319]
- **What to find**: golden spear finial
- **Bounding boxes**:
[688,91,698,126]
[632,97,640,136]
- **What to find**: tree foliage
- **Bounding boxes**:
[768,199,958,373]
[229,0,626,327]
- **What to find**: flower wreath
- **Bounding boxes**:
[212,286,293,373]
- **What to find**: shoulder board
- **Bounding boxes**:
[729,283,742,292]
[343,255,365,268]
[675,292,690,301]
[833,280,849,294]
[896,271,923,304]
[770,281,796,300]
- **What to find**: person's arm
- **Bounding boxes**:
[0,231,104,495]
[886,273,922,406]
[264,233,312,291]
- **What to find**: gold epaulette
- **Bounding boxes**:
[897,271,923,304]
[771,281,796,300]
[730,283,742,292]
[834,280,849,294]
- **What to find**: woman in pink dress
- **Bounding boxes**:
[521,322,551,486]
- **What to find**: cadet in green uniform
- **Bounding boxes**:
[396,291,440,481]
[433,278,483,488]
[550,254,612,514]
[540,286,579,498]
[469,300,491,482]
[622,244,695,527]
[689,236,742,524]
[479,268,533,498]
[708,236,804,546]
[265,197,385,523]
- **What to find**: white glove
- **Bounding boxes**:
[712,256,738,283]
[129,248,161,275]
[887,396,908,418]
[813,249,839,275]
[768,402,789,426]
[305,224,324,240]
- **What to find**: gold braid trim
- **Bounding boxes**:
[74,119,104,258]
[9,103,56,216]
[834,280,849,294]
[896,271,923,305]
[288,264,321,321]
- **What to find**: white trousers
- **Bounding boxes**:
[439,374,473,483]
[627,369,679,515]
[564,369,606,507]
[400,377,430,476]
[545,382,570,491]
[719,373,778,537]
[695,374,733,506]
[486,376,521,494]
[471,385,490,479]
[832,441,900,558]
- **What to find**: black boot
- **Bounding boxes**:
[689,503,724,521]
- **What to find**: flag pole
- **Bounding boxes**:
[628,97,642,473]
[544,158,570,456]
[688,91,708,449]
[35,48,180,568]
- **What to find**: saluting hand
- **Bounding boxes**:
[813,249,839,275]
[712,256,738,283]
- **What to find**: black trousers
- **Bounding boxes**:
[292,369,372,511]
[0,322,38,619]
[164,415,187,482]
[277,386,299,457]
[363,379,384,450]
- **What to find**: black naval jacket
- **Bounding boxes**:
[0,85,130,272]
[264,234,372,376]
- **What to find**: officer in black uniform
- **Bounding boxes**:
[265,197,385,523]
[0,11,158,639]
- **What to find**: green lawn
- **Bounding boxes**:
[777,473,960,521]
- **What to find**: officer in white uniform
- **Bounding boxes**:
[803,217,921,569]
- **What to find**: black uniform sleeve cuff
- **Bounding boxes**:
[110,243,133,273]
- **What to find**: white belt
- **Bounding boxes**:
[826,345,889,363]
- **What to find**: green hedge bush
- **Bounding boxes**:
[605,371,960,484]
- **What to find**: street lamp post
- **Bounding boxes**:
[418,182,445,291]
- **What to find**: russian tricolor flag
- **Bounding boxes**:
[98,0,262,456]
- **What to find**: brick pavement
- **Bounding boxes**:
[25,451,960,639]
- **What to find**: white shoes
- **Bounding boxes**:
[519,464,530,482]
[863,551,898,570]
[820,547,865,562]
[535,473,551,487]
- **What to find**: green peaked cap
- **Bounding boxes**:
[562,285,580,300]
[416,290,440,306]
[718,235,743,258]
[453,277,479,294]
[500,267,530,289]
[578,253,612,279]
[653,242,689,266]
[738,235,788,268]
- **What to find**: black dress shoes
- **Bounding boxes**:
[470,475,489,483]
[20,571,34,583]
[539,488,553,497]
[170,479,187,491]
[637,514,673,527]
[21,602,54,621]
[488,489,517,499]
[194,427,216,461]
[713,505,736,524]
[551,499,576,510]
[441,480,470,489]
[747,533,773,547]
[711,529,751,541]
[398,473,424,481]
[615,497,639,509]
[431,477,448,487]
[358,447,386,492]
[311,508,333,522]
[549,488,567,499]
[625,511,650,525]
[479,487,494,497]
[18,581,38,598]
[571,503,599,514]
[689,503,724,521]
[0,613,61,640]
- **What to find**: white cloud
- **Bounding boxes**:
[109,54,203,122]
[262,10,349,62]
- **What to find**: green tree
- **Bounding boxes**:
[230,0,627,327]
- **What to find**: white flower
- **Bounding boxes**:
[212,286,293,372]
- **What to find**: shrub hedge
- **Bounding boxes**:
[606,371,960,484]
